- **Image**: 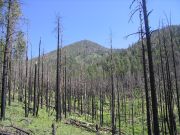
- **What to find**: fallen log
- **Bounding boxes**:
[64,118,125,134]
[64,118,96,132]
[6,125,31,135]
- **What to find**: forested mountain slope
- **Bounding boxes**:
[38,25,180,81]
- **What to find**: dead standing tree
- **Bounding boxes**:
[110,31,115,135]
[56,16,62,121]
[139,9,152,135]
[130,0,159,134]
[41,50,44,108]
[25,43,28,117]
[168,22,180,124]
[33,62,37,116]
[141,0,160,134]
[1,0,12,120]
[36,38,41,116]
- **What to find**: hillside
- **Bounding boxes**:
[42,40,109,66]
[30,25,180,86]
[40,25,180,76]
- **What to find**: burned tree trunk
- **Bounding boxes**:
[142,0,160,134]
[56,17,62,121]
[110,32,115,135]
[28,46,33,112]
[8,50,12,106]
[64,52,67,118]
[33,63,37,116]
[36,39,41,116]
[25,45,28,117]
[168,26,180,124]
[46,64,49,112]
[1,0,12,120]
[41,51,44,108]
[162,31,176,134]
[139,12,152,135]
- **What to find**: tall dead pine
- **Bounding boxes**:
[141,0,160,134]
[139,10,151,135]
[33,63,37,116]
[56,17,62,121]
[110,32,115,135]
[1,0,12,120]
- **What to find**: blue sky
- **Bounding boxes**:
[21,0,180,57]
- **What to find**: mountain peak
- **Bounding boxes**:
[45,39,109,61]
[66,39,105,49]
[63,39,108,57]
[76,39,100,45]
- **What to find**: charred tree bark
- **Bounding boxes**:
[1,0,12,120]
[64,53,67,118]
[142,0,160,134]
[117,76,121,135]
[36,39,41,116]
[56,17,61,121]
[139,13,152,134]
[46,64,49,112]
[68,77,72,114]
[162,32,176,135]
[160,46,169,134]
[41,51,44,108]
[25,45,28,117]
[33,63,37,116]
[28,46,33,112]
[110,33,115,135]
[169,26,180,124]
[8,50,12,106]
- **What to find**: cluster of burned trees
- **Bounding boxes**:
[136,0,180,135]
[0,0,43,120]
[0,0,24,120]
[0,0,180,135]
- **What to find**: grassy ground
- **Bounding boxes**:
[1,99,180,135]
[0,101,100,135]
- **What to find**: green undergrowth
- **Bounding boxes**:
[0,101,98,135]
[1,99,180,135]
